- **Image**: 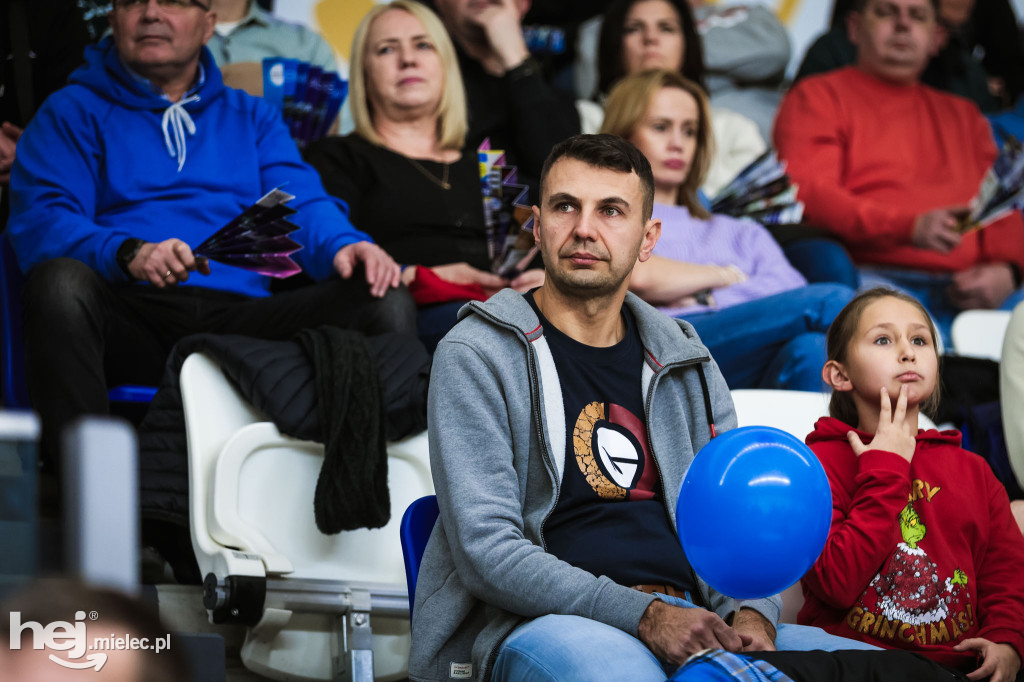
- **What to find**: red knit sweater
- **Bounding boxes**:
[799,417,1024,670]
[774,67,1024,273]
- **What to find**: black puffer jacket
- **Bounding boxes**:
[138,329,430,534]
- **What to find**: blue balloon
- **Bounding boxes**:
[676,426,832,600]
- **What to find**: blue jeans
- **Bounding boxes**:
[859,267,1024,352]
[684,284,854,392]
[416,301,467,353]
[668,649,791,681]
[491,594,879,682]
[781,239,860,290]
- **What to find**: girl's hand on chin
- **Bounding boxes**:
[847,385,917,463]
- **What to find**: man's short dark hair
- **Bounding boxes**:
[850,0,939,14]
[539,134,656,221]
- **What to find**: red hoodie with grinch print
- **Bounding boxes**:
[798,417,1024,670]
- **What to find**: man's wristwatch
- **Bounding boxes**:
[116,238,147,278]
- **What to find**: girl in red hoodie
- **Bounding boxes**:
[800,287,1024,682]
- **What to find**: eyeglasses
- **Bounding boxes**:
[113,0,211,12]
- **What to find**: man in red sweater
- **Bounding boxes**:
[773,0,1024,347]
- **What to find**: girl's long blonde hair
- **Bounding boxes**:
[599,69,713,218]
[349,1,467,150]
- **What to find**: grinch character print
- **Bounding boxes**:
[870,502,968,624]
[845,499,975,647]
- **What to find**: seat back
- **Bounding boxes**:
[1,235,29,408]
[181,351,432,681]
[951,310,1012,362]
[180,352,266,577]
[182,351,436,582]
[730,389,830,440]
[731,388,936,438]
[400,495,439,614]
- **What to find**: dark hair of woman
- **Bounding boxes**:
[595,0,706,97]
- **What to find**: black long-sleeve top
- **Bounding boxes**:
[457,48,580,198]
[304,133,490,271]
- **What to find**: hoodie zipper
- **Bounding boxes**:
[644,356,712,610]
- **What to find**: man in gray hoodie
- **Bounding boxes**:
[410,134,873,682]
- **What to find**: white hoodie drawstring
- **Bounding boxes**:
[161,94,199,172]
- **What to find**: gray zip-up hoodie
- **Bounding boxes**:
[410,289,782,682]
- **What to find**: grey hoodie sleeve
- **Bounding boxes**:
[427,336,657,637]
[695,355,784,629]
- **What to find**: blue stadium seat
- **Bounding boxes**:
[1,235,30,408]
[1,234,157,408]
[399,494,439,614]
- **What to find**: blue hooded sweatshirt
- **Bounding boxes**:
[7,37,370,297]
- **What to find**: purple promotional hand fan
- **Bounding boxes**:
[194,188,304,278]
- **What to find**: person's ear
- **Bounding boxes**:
[531,204,542,251]
[846,11,862,48]
[637,217,661,263]
[823,360,853,392]
[929,20,947,55]
[202,8,217,44]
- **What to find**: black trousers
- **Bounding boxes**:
[22,258,417,467]
[748,649,971,681]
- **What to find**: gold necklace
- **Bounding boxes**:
[406,157,451,190]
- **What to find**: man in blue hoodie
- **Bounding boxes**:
[6,0,413,467]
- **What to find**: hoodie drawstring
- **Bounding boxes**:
[161,94,199,172]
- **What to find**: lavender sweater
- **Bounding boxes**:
[651,203,806,318]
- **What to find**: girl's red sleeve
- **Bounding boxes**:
[803,443,913,609]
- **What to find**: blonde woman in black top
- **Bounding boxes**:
[306,0,543,349]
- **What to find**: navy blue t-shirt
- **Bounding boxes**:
[527,293,695,592]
